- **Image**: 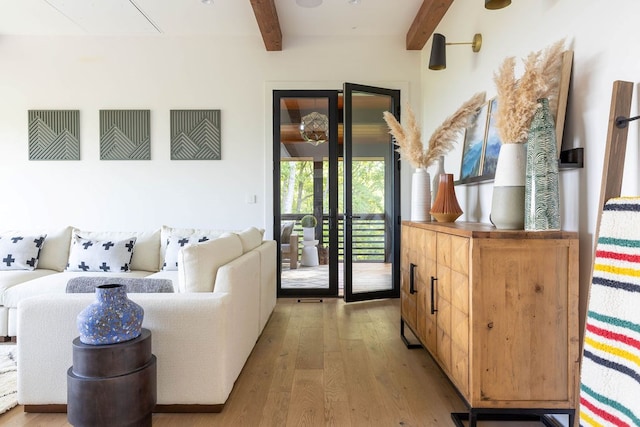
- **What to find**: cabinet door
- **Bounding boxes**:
[400,226,435,349]
[449,235,470,398]
[401,226,429,334]
[435,233,452,373]
[472,239,575,407]
[421,229,437,353]
[400,225,418,332]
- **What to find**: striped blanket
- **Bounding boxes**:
[580,197,640,427]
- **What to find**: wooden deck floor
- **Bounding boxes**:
[282,262,392,295]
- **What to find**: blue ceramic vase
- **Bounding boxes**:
[77,284,144,345]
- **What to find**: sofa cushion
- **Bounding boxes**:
[144,270,178,292]
[0,234,46,270]
[73,228,161,272]
[3,271,152,309]
[66,234,136,272]
[237,227,265,253]
[177,233,243,292]
[66,276,174,293]
[0,269,58,305]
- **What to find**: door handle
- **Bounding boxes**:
[409,263,417,294]
[430,276,438,314]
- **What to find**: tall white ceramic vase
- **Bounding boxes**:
[411,168,431,221]
[490,143,526,229]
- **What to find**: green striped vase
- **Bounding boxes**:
[524,98,560,231]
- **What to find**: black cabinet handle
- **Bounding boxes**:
[409,263,417,294]
[430,276,438,314]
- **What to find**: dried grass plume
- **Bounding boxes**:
[383,105,425,169]
[494,39,566,143]
[383,91,486,169]
[423,91,486,168]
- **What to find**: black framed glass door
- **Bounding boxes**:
[274,85,400,301]
[274,90,339,297]
[343,83,401,302]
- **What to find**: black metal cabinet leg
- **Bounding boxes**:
[400,319,422,349]
[469,410,477,427]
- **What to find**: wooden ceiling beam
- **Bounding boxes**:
[406,0,454,50]
[250,0,282,51]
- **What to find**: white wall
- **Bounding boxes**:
[0,34,421,235]
[420,0,640,351]
[2,1,635,327]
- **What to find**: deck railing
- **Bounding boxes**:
[281,213,388,262]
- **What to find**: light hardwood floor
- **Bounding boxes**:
[1,298,546,426]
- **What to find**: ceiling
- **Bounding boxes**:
[0,0,450,50]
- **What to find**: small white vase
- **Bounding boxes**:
[411,168,431,221]
[491,143,526,230]
[431,155,445,206]
[302,227,315,241]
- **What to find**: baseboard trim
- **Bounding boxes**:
[24,403,225,414]
[154,404,225,413]
[24,404,67,413]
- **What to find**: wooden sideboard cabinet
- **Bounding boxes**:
[400,221,580,424]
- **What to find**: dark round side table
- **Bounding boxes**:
[67,328,157,427]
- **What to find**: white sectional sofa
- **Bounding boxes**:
[1,224,276,411]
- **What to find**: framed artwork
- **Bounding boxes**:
[481,98,501,179]
[100,110,150,160]
[551,50,573,156]
[457,50,573,185]
[170,110,221,160]
[28,110,80,160]
[458,100,489,183]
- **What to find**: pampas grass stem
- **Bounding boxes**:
[494,39,566,144]
[383,92,485,169]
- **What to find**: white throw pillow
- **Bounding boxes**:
[237,227,265,253]
[160,225,227,270]
[0,234,47,270]
[2,227,73,271]
[73,228,160,272]
[66,234,137,272]
[177,234,243,292]
[162,234,214,271]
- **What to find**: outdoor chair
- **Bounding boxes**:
[280,220,299,269]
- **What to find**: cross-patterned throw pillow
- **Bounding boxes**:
[0,234,47,270]
[66,234,137,272]
[162,234,212,271]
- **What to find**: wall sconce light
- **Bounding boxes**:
[485,0,511,10]
[428,33,482,71]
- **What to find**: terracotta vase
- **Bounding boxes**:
[430,173,463,222]
[77,284,144,345]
